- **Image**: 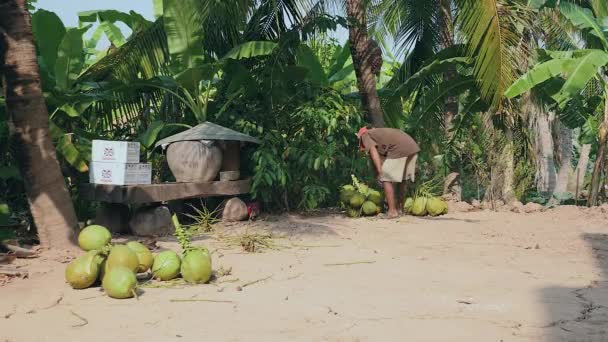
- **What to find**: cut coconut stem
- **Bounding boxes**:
[324,261,376,266]
[70,310,88,327]
[170,299,234,303]
[3,244,37,258]
[241,275,273,288]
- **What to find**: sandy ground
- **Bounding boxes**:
[2,206,608,342]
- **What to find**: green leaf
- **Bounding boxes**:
[138,121,165,149]
[77,10,99,25]
[174,64,217,91]
[328,64,354,84]
[78,10,150,31]
[59,104,81,117]
[327,41,351,79]
[55,27,89,90]
[57,135,88,172]
[296,45,328,86]
[153,0,164,18]
[393,56,472,98]
[592,0,608,18]
[99,21,126,47]
[552,50,608,106]
[527,0,548,9]
[31,9,66,72]
[504,59,569,98]
[86,26,105,49]
[559,2,608,49]
[222,41,278,61]
[163,0,204,68]
[0,203,10,226]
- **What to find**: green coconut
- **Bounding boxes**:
[181,248,212,284]
[102,266,137,299]
[78,225,111,251]
[426,197,448,216]
[106,245,139,273]
[152,250,181,281]
[367,190,383,206]
[341,185,355,192]
[358,184,369,195]
[126,241,154,273]
[362,201,378,216]
[403,197,414,213]
[339,189,356,204]
[410,197,428,216]
[349,193,366,208]
[65,251,102,289]
[346,207,361,218]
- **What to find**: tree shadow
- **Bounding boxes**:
[540,233,608,341]
[246,214,340,239]
[415,217,481,223]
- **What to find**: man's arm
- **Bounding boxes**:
[368,145,383,176]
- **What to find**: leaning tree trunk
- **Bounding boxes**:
[589,92,608,206]
[0,0,79,249]
[345,0,385,128]
[501,127,516,203]
[571,144,592,197]
[554,121,573,195]
[534,110,557,196]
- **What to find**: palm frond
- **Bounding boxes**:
[79,18,170,82]
[455,0,532,108]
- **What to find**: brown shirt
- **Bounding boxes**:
[361,128,420,159]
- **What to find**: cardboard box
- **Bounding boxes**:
[89,162,151,185]
[92,140,140,163]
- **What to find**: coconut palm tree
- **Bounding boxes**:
[345,0,385,127]
[0,0,79,249]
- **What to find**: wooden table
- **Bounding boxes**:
[78,179,252,235]
[79,179,251,204]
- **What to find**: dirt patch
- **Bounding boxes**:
[1,208,607,341]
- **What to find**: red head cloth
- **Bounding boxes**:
[357,127,369,151]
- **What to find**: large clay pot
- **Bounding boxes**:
[166,141,223,182]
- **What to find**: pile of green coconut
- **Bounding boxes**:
[65,215,212,299]
[404,195,448,216]
[340,175,383,218]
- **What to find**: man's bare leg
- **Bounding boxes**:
[398,181,407,213]
[383,182,399,217]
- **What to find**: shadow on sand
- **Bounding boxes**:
[541,233,608,341]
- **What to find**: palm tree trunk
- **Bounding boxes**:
[0,0,79,249]
[534,111,557,196]
[345,0,385,127]
[554,121,573,195]
[501,126,516,203]
[589,91,608,206]
[440,0,457,135]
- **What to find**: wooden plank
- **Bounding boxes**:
[79,179,251,204]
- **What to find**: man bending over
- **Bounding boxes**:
[357,126,420,218]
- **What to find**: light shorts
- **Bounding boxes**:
[379,153,418,183]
